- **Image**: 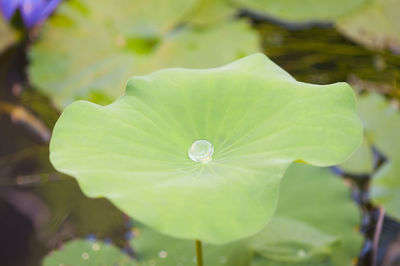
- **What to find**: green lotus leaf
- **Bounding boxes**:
[372,161,400,220]
[232,0,370,23]
[338,139,374,174]
[132,222,252,266]
[269,163,362,265]
[28,0,258,109]
[0,16,17,53]
[43,164,362,265]
[43,240,136,266]
[355,93,400,220]
[50,53,363,244]
[56,0,197,37]
[248,217,338,262]
[336,0,400,52]
[358,93,400,159]
[182,0,238,26]
[135,21,259,75]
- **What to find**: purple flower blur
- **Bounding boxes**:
[0,0,62,28]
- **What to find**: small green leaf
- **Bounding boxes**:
[232,0,370,23]
[43,240,136,266]
[339,139,374,174]
[355,93,400,220]
[137,21,259,74]
[371,161,400,220]
[270,164,362,265]
[249,217,338,262]
[182,0,238,26]
[357,93,400,159]
[50,54,363,244]
[63,0,197,36]
[132,223,253,266]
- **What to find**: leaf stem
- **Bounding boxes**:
[372,206,385,266]
[195,240,203,266]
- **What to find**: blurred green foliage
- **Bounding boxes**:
[337,0,400,53]
[342,93,400,220]
[233,0,370,22]
[28,0,259,108]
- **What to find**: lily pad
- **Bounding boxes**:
[338,139,374,174]
[356,93,400,220]
[336,0,400,52]
[28,0,258,109]
[58,0,197,36]
[232,0,370,23]
[248,217,338,263]
[42,240,136,266]
[136,21,259,75]
[132,223,252,266]
[182,0,238,26]
[268,164,362,265]
[372,162,400,220]
[49,53,363,244]
[43,164,361,265]
[357,93,400,159]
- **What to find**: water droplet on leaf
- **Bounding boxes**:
[188,140,214,163]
